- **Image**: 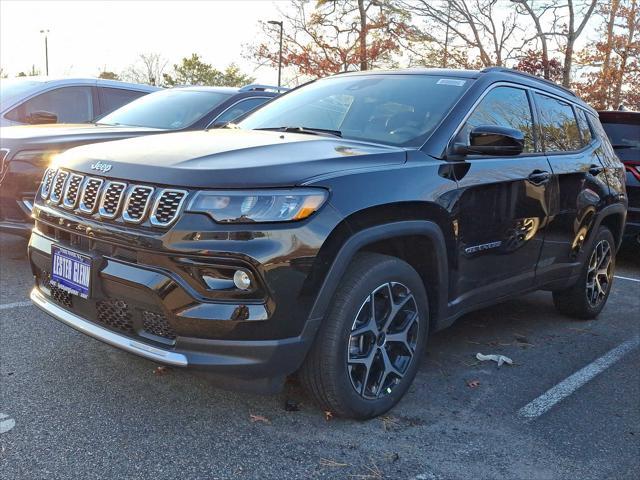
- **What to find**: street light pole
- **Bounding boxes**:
[268,20,283,88]
[40,29,49,76]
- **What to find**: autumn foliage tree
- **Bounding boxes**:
[249,0,410,80]
[514,49,563,82]
[574,0,639,109]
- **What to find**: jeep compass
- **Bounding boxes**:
[28,68,627,419]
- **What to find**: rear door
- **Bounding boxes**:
[533,93,610,282]
[450,84,553,308]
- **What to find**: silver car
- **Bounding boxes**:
[0,77,158,127]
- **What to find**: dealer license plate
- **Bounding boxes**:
[51,245,92,298]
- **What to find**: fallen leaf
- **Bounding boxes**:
[324,410,334,421]
[466,379,480,388]
[249,414,270,424]
[153,366,170,376]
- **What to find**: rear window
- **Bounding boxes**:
[600,121,640,149]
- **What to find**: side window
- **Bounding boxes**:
[99,88,147,115]
[5,86,94,123]
[459,86,535,153]
[212,97,270,125]
[535,93,582,152]
[575,108,593,145]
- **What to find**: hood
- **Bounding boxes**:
[55,129,407,188]
[0,123,163,148]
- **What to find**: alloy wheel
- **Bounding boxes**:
[586,239,613,308]
[347,282,419,399]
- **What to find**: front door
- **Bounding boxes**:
[449,85,552,310]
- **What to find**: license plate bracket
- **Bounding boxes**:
[51,245,92,298]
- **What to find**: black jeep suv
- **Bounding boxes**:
[28,68,627,419]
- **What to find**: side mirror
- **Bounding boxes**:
[452,125,524,156]
[27,111,58,125]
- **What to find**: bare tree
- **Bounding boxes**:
[398,0,521,68]
[122,53,168,86]
[511,0,555,79]
[557,0,598,87]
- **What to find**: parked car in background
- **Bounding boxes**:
[0,84,283,235]
[28,68,626,419]
[598,110,639,244]
[0,77,158,127]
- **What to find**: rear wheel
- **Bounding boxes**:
[553,226,616,319]
[299,253,429,419]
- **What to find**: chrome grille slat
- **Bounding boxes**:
[40,170,186,228]
[123,185,154,223]
[62,173,84,209]
[98,181,127,218]
[49,170,69,204]
[40,168,57,199]
[150,189,188,227]
[78,177,104,214]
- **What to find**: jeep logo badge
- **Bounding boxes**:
[90,161,112,173]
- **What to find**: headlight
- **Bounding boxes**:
[188,189,328,223]
[12,149,60,167]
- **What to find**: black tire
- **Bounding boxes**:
[553,226,616,319]
[299,252,429,419]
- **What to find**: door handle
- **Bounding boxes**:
[527,170,551,185]
[589,164,604,175]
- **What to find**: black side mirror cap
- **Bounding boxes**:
[27,111,58,125]
[452,125,525,157]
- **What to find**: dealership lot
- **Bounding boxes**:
[0,233,638,479]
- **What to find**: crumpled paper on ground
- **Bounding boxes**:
[476,352,513,366]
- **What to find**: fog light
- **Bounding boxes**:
[233,270,251,290]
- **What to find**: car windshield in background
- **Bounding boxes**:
[98,89,232,130]
[238,74,472,147]
[601,122,640,149]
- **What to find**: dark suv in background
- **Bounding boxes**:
[599,110,639,244]
[28,68,627,419]
[0,84,283,235]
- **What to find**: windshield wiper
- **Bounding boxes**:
[255,126,342,138]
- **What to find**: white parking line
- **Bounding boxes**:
[518,337,640,420]
[0,301,32,311]
[614,275,640,283]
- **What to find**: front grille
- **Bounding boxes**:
[123,186,154,223]
[142,311,176,340]
[99,181,126,218]
[51,284,74,309]
[62,173,84,209]
[151,189,187,227]
[41,169,189,228]
[50,170,69,204]
[40,168,56,199]
[78,178,104,213]
[96,298,134,333]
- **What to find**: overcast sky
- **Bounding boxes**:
[0,0,287,84]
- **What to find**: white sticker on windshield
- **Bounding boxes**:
[437,78,466,86]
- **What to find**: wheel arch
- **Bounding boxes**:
[305,202,453,335]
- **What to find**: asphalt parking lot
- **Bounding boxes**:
[0,232,638,480]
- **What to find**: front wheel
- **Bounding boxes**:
[299,253,429,419]
[553,226,616,319]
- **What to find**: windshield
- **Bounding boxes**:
[601,121,640,149]
[98,89,232,129]
[238,74,471,147]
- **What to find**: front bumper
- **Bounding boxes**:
[28,229,320,379]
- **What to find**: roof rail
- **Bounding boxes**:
[480,66,577,97]
[239,84,290,93]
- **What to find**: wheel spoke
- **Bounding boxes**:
[385,312,418,354]
[376,347,403,397]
